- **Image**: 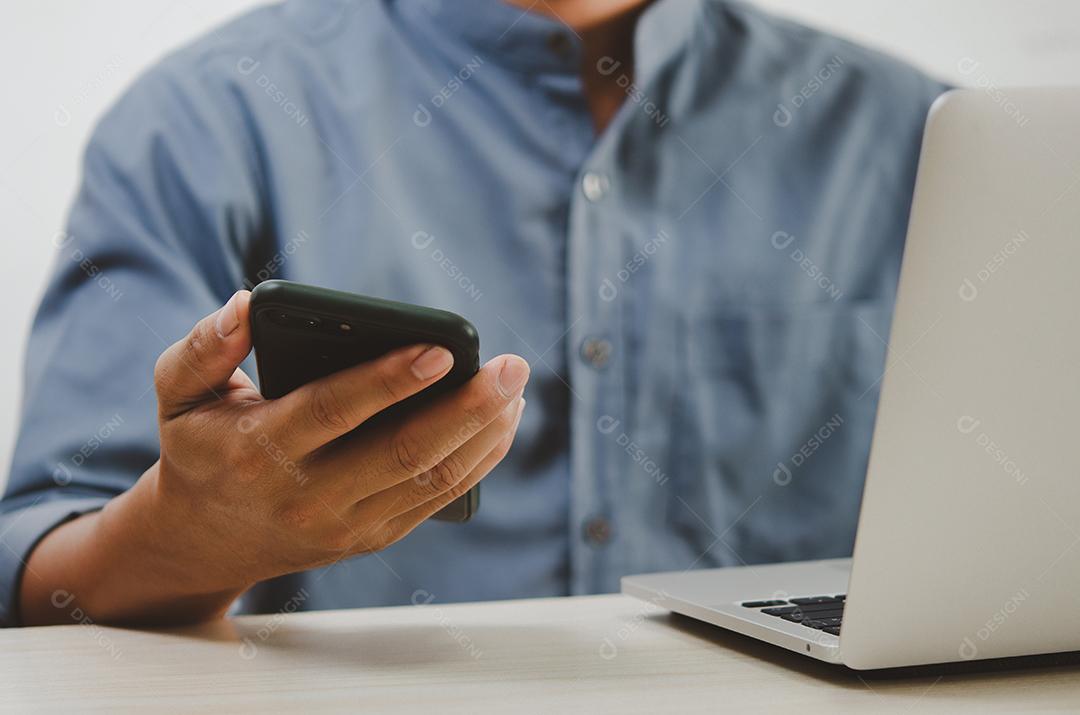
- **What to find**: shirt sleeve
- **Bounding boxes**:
[0,51,266,626]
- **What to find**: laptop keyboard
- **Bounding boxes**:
[741,595,846,636]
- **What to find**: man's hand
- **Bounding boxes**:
[19,291,528,626]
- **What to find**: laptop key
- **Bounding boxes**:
[763,605,843,620]
[801,617,843,629]
[780,610,844,623]
[798,609,843,621]
[783,602,845,615]
[741,599,788,608]
[789,595,842,605]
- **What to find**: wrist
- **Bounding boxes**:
[85,463,253,623]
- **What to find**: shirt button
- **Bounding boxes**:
[580,337,612,369]
[583,516,613,546]
[545,31,574,61]
[581,171,610,202]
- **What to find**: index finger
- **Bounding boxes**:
[327,353,529,493]
[262,343,455,456]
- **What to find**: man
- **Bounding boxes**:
[0,0,946,626]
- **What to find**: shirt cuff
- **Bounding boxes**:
[0,496,110,627]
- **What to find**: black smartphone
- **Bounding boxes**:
[248,279,481,522]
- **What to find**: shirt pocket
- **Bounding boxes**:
[674,300,892,563]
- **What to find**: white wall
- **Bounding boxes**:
[0,0,262,488]
[1,0,1078,488]
[753,0,1080,86]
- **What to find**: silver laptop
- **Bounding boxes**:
[622,88,1080,670]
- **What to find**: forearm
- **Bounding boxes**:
[18,464,248,627]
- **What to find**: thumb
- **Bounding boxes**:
[154,290,253,418]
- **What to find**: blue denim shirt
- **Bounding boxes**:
[0,0,945,624]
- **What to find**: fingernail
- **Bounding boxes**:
[215,292,241,338]
[496,357,530,398]
[410,346,454,380]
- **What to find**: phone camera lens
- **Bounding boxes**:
[270,311,294,327]
[305,317,321,329]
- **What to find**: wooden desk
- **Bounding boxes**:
[2,594,1078,712]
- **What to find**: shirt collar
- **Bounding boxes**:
[635,0,706,86]
[396,0,584,75]
[396,0,704,78]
